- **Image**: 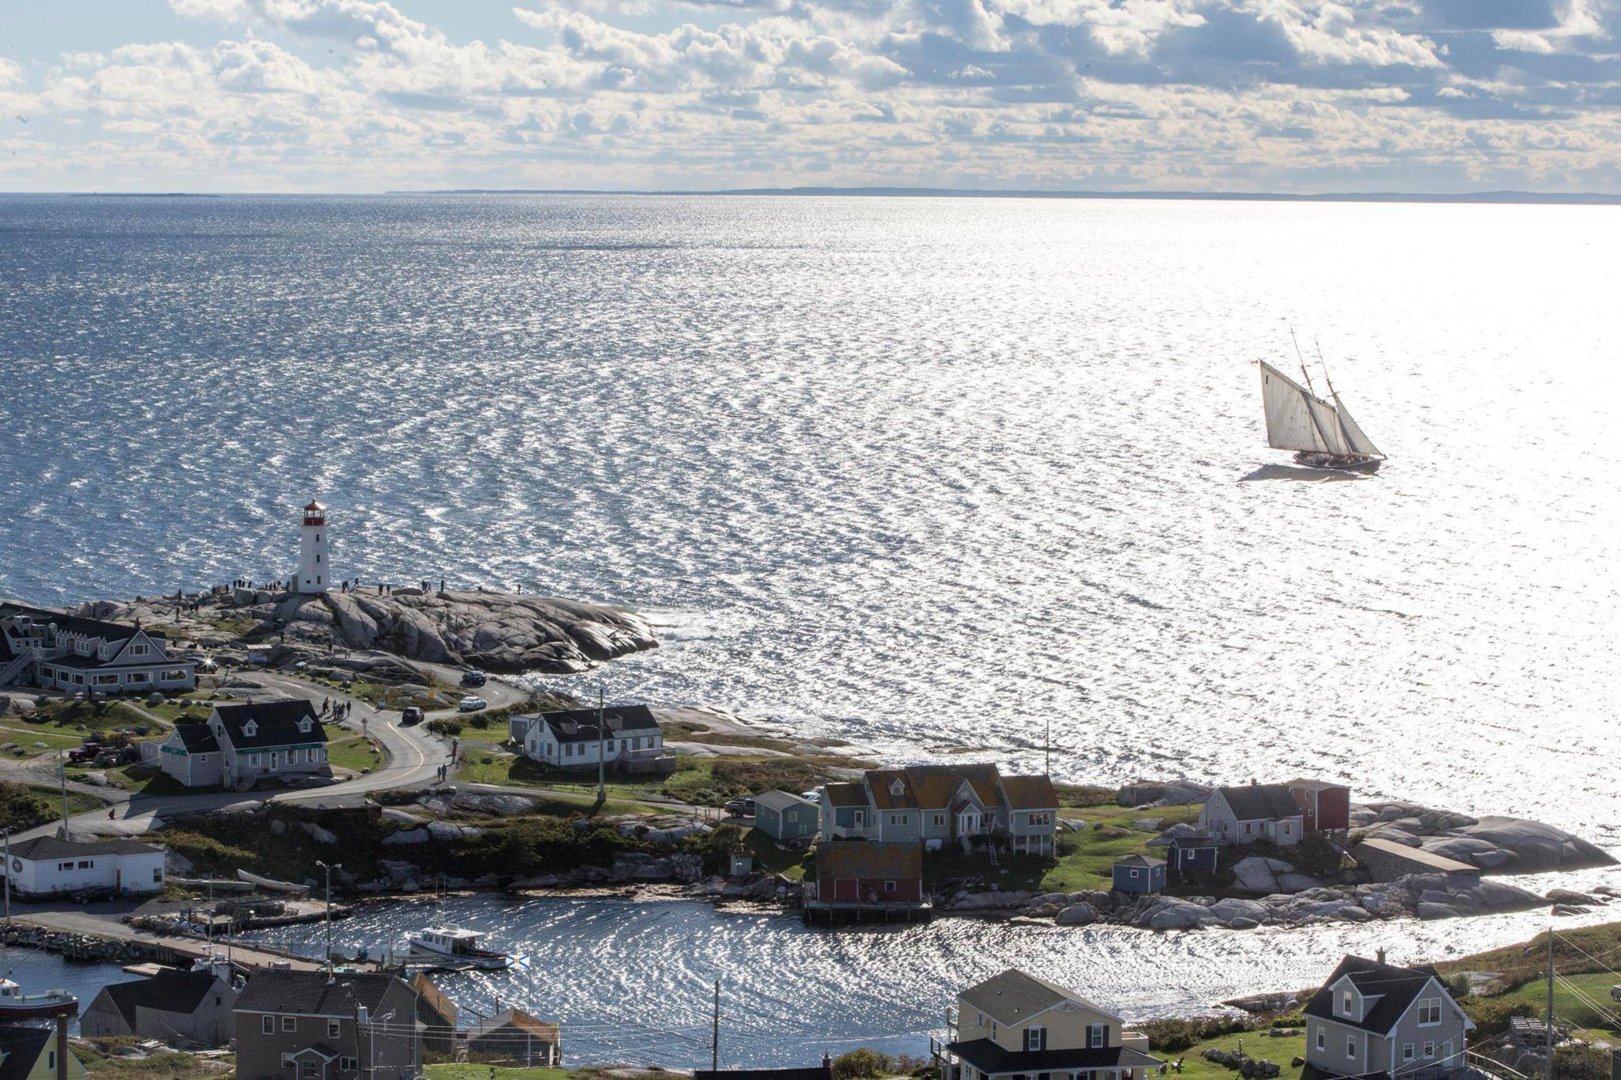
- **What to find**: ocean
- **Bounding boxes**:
[4,194,1620,1061]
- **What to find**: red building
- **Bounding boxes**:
[804,842,928,921]
[1287,778,1351,833]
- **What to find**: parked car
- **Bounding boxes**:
[67,742,102,764]
[400,706,425,725]
[457,696,487,713]
[460,669,487,687]
[723,797,756,818]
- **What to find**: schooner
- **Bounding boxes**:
[1258,359,1385,473]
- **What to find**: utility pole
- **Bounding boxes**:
[57,756,70,839]
[711,979,720,1072]
[316,860,341,978]
[3,828,11,928]
[1044,715,1051,776]
[1546,929,1555,1080]
[596,683,606,804]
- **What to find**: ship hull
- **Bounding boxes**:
[1293,452,1382,473]
[0,999,79,1019]
[407,940,511,970]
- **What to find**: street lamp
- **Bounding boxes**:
[2,827,12,927]
[315,860,341,978]
[365,1008,395,1080]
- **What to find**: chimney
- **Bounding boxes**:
[1376,948,1387,964]
[823,1052,833,1073]
[1250,778,1258,786]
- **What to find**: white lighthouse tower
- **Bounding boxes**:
[297,499,331,594]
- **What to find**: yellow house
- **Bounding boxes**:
[933,970,1160,1080]
[0,1027,87,1080]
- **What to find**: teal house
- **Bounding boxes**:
[1112,854,1166,895]
[754,791,820,841]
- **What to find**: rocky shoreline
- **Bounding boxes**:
[78,587,658,674]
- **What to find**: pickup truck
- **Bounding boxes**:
[67,742,103,764]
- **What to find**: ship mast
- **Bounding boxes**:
[1289,324,1337,453]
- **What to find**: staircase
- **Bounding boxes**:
[0,653,32,688]
[987,844,1001,869]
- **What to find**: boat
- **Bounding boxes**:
[0,979,78,1019]
[407,926,511,970]
[236,869,311,896]
[1258,356,1385,473]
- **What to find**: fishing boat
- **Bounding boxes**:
[1258,358,1385,473]
[407,926,511,970]
[0,979,78,1019]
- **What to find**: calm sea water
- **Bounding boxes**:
[5,195,1621,1061]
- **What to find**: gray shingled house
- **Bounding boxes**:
[80,968,237,1046]
[1198,783,1304,847]
[1302,955,1473,1080]
[233,971,419,1080]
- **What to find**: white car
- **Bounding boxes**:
[457,696,487,712]
[801,790,822,804]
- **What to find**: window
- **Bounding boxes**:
[340,1058,357,1072]
[263,1016,275,1035]
[1423,1043,1435,1059]
[1028,813,1052,827]
[1243,822,1253,835]
[932,813,946,827]
[1403,1044,1414,1062]
[47,1052,55,1071]
[315,553,321,563]
[1315,1030,1325,1052]
[1025,1028,1046,1051]
[300,1061,317,1078]
[1089,1024,1106,1048]
[1339,990,1353,1016]
[991,1021,997,1039]
[282,1016,297,1032]
[1345,1037,1356,1059]
[1417,998,1442,1025]
[131,644,149,656]
[153,868,162,883]
[888,814,909,826]
[328,1019,341,1038]
[58,861,73,871]
[78,860,92,869]
[298,719,312,733]
[1129,869,1140,879]
[244,720,258,737]
[883,880,896,892]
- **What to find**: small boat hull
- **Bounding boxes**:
[407,943,511,970]
[1293,452,1382,473]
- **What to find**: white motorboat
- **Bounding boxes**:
[407,926,511,969]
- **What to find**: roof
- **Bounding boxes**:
[1353,837,1477,874]
[905,764,1002,809]
[1287,777,1350,793]
[532,705,659,744]
[212,699,326,748]
[694,1068,832,1080]
[754,790,816,813]
[0,602,154,643]
[947,1040,1160,1075]
[413,974,458,1024]
[1115,854,1165,869]
[0,1026,53,1080]
[236,971,406,1016]
[1214,783,1301,822]
[465,1007,560,1043]
[10,835,164,861]
[866,769,915,810]
[821,782,866,808]
[958,969,1108,1025]
[1302,955,1445,1035]
[98,969,225,1028]
[1000,774,1059,810]
[305,500,325,512]
[174,722,221,754]
[815,840,922,880]
[1168,834,1217,849]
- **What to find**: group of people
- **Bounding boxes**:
[319,697,354,721]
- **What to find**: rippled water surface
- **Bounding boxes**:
[4,196,1620,1059]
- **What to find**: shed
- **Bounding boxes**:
[80,968,236,1046]
[1112,854,1166,895]
[1288,778,1352,833]
[809,841,923,906]
[1166,834,1219,874]
[1350,837,1480,884]
[463,1007,561,1066]
[754,791,820,841]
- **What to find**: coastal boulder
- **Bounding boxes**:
[1208,898,1269,924]
[1140,898,1209,931]
[1231,857,1294,895]
[1452,817,1615,873]
[1056,902,1099,926]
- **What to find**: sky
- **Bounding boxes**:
[0,0,1618,193]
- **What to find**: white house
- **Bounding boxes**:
[156,699,329,788]
[1199,783,1305,847]
[2,836,166,901]
[516,705,669,771]
[0,604,195,694]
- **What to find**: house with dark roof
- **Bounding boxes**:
[818,765,1060,854]
[462,1007,562,1066]
[0,602,195,694]
[515,705,673,774]
[156,723,225,788]
[935,969,1160,1080]
[1303,955,1473,1080]
[233,970,419,1080]
[0,1024,85,1080]
[192,699,329,788]
[804,840,928,920]
[80,968,237,1046]
[754,790,820,842]
[1166,834,1219,874]
[1199,783,1305,847]
[1112,854,1165,895]
[3,835,166,901]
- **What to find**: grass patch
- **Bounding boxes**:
[1438,924,1621,989]
[0,725,84,752]
[1039,803,1202,892]
[661,755,839,806]
[325,727,382,773]
[1483,973,1621,1039]
[1168,1026,1308,1080]
[744,828,811,880]
[76,1039,232,1080]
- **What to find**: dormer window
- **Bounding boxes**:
[889,779,904,796]
[243,720,258,738]
[298,718,312,734]
[1340,990,1353,1017]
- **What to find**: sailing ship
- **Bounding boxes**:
[1258,359,1385,473]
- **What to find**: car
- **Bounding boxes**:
[800,790,821,804]
[400,706,425,725]
[723,797,755,818]
[460,669,487,687]
[67,742,103,764]
[457,696,487,712]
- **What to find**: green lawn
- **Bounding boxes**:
[68,762,206,795]
[1170,1028,1307,1080]
[1490,973,1621,1038]
[744,828,810,880]
[325,727,382,773]
[1039,802,1202,891]
[0,724,84,752]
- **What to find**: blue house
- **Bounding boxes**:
[1112,854,1166,895]
[1167,834,1220,874]
[754,791,821,841]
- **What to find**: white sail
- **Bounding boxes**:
[1306,395,1352,456]
[1260,361,1330,453]
[1333,394,1383,458]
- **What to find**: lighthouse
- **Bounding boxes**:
[297,499,331,594]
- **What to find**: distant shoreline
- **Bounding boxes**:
[4,188,1619,206]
